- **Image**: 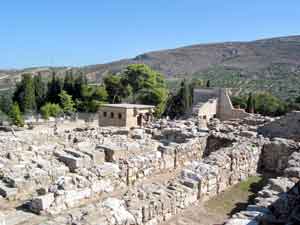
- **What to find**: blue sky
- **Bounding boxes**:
[0,0,299,69]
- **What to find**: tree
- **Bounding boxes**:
[47,72,63,103]
[0,90,13,114]
[231,96,247,109]
[137,86,168,117]
[206,80,211,88]
[63,70,75,96]
[104,73,131,103]
[40,103,62,119]
[254,92,287,116]
[191,78,204,88]
[121,64,166,102]
[246,93,255,113]
[34,73,47,110]
[59,90,75,114]
[93,85,108,102]
[73,73,88,100]
[13,74,36,113]
[120,64,168,116]
[180,79,192,112]
[9,102,24,127]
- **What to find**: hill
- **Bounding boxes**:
[1,35,300,99]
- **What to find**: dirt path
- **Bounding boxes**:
[162,203,225,225]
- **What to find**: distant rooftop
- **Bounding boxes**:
[100,103,155,109]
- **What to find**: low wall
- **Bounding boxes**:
[260,138,299,174]
[29,137,208,214]
[38,139,264,225]
[258,111,300,141]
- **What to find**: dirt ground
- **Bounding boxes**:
[163,175,267,225]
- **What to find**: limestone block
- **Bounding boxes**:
[91,179,113,193]
[31,193,55,213]
[0,181,17,200]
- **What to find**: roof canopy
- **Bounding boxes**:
[100,103,155,109]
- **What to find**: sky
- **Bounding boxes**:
[0,0,299,69]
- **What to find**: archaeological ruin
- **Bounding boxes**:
[0,106,300,225]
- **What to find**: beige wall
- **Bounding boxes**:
[99,107,127,127]
[197,99,218,121]
[218,89,249,121]
[99,107,153,128]
[193,88,249,121]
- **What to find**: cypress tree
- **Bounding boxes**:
[182,79,191,111]
[47,72,63,103]
[206,80,211,88]
[34,73,46,110]
[246,93,254,113]
[22,74,36,113]
[63,70,75,96]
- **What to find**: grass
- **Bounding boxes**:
[204,175,265,216]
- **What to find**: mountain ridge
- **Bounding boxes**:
[1,35,300,98]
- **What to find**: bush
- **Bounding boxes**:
[254,92,287,116]
[9,102,24,127]
[40,103,62,119]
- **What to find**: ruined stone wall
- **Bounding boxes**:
[260,138,299,174]
[258,111,300,141]
[36,138,263,225]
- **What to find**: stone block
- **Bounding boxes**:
[31,193,55,213]
[0,182,17,200]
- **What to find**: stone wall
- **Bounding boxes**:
[260,138,299,174]
[258,111,300,141]
[218,88,249,121]
[36,138,264,225]
[29,136,208,214]
[99,106,127,127]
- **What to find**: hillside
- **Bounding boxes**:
[1,35,300,99]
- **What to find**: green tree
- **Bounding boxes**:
[47,72,63,103]
[180,79,192,112]
[34,73,47,110]
[9,102,24,127]
[137,87,168,117]
[93,85,108,102]
[104,73,131,103]
[76,85,108,112]
[13,74,36,113]
[40,103,62,119]
[246,93,255,113]
[73,73,88,100]
[231,96,247,109]
[190,78,204,88]
[206,80,211,87]
[59,90,75,114]
[121,64,165,101]
[63,70,75,96]
[0,90,13,114]
[254,92,287,116]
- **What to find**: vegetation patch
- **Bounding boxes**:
[205,176,265,216]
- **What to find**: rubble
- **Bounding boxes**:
[0,114,300,225]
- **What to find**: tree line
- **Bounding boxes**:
[0,63,297,127]
[231,92,300,117]
[0,64,169,126]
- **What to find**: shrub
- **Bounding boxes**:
[9,102,24,127]
[40,103,62,119]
